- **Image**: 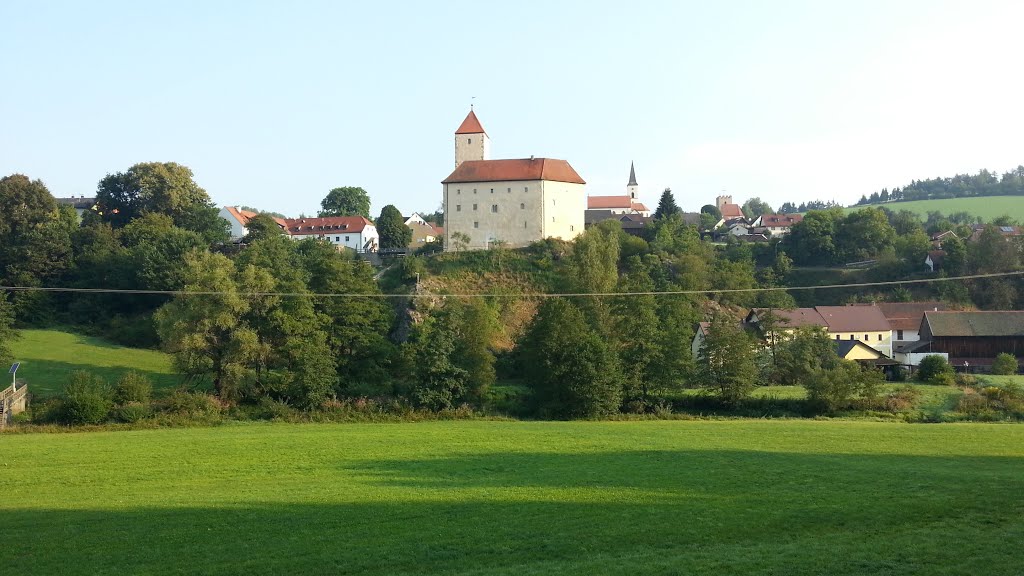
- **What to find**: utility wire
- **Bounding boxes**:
[1,270,1022,299]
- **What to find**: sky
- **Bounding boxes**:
[3,0,1023,215]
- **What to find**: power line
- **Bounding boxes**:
[1,270,1022,299]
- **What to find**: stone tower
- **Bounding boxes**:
[454,109,491,168]
[626,162,638,199]
[716,195,733,211]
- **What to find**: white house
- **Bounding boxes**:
[219,206,259,241]
[443,109,586,250]
[281,216,378,252]
[586,163,651,217]
[751,213,804,237]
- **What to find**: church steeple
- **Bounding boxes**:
[626,162,639,199]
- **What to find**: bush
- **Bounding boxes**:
[991,353,1019,375]
[61,370,113,425]
[916,355,954,384]
[113,372,153,405]
[954,373,977,388]
[113,401,153,423]
[805,360,884,413]
[163,389,222,418]
[883,385,922,412]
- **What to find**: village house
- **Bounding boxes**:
[743,306,894,357]
[218,206,287,242]
[924,250,945,272]
[751,213,804,237]
[442,110,586,250]
[281,216,378,252]
[54,196,96,220]
[404,213,444,248]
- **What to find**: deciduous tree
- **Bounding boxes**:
[377,205,412,250]
[319,187,372,218]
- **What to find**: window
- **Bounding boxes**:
[864,334,869,341]
[473,189,477,194]
[491,205,498,213]
[490,188,494,193]
[570,225,574,232]
[473,221,479,229]
[520,203,525,209]
[835,335,840,341]
[507,188,511,193]
[335,237,340,242]
[524,221,528,228]
[524,187,528,192]
[345,236,350,242]
[457,189,461,195]
[877,334,882,341]
[456,205,462,212]
[897,330,904,340]
[468,138,472,144]
[552,199,556,206]
[849,335,854,340]
[552,217,556,222]
[473,203,478,211]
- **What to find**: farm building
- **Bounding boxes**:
[907,311,1024,371]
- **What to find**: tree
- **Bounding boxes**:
[741,197,773,219]
[805,360,883,412]
[95,163,226,242]
[771,326,839,385]
[0,292,17,368]
[319,187,371,218]
[0,174,75,321]
[836,208,895,263]
[992,353,1019,375]
[451,232,470,252]
[916,355,954,384]
[700,204,722,221]
[452,299,498,404]
[243,213,283,243]
[941,236,967,276]
[411,312,469,411]
[653,188,680,220]
[61,370,113,425]
[377,204,412,250]
[784,208,841,265]
[695,312,757,405]
[521,299,622,418]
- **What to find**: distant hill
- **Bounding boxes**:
[843,196,1024,222]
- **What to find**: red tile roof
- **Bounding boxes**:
[633,203,650,212]
[815,305,891,332]
[850,302,947,331]
[588,195,632,209]
[720,203,744,219]
[225,206,259,226]
[282,216,373,235]
[760,213,803,227]
[443,158,585,185]
[455,110,486,135]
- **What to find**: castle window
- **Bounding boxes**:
[474,221,479,229]
[456,205,462,212]
[552,217,556,222]
[490,188,494,193]
[473,189,477,194]
[570,226,574,232]
[468,138,472,144]
[524,221,528,228]
[507,188,511,193]
[524,187,528,192]
[473,203,478,211]
[491,205,498,213]
[457,189,461,195]
[520,203,525,209]
[552,199,556,206]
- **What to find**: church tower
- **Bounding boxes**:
[455,109,491,168]
[626,161,639,199]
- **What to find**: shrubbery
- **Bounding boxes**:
[917,355,955,384]
[61,371,113,425]
[991,353,1019,375]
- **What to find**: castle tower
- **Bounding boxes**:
[626,161,638,199]
[455,109,490,168]
[716,194,733,211]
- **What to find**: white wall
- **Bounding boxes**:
[444,179,583,250]
[291,224,378,252]
[218,207,248,241]
[455,132,490,168]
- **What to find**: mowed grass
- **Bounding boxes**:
[9,329,183,397]
[3,420,1024,575]
[845,196,1024,221]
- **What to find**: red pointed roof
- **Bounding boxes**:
[455,110,486,135]
[443,158,585,185]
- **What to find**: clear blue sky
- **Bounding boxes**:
[3,0,1022,215]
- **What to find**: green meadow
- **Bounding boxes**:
[9,329,182,397]
[3,420,1023,575]
[846,196,1024,221]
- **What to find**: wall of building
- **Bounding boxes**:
[290,225,378,252]
[445,179,583,250]
[455,133,490,168]
[829,331,893,358]
[218,207,248,241]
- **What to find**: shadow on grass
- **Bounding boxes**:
[16,359,187,397]
[5,450,1024,575]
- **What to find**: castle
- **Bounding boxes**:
[441,110,586,250]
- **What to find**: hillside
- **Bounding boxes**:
[9,329,183,397]
[844,196,1024,221]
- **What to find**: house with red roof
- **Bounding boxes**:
[219,206,288,242]
[586,163,651,218]
[443,109,586,250]
[281,216,378,253]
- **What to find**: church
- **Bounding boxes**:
[441,110,586,251]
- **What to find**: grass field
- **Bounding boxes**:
[9,329,183,397]
[845,196,1024,221]
[3,420,1024,575]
